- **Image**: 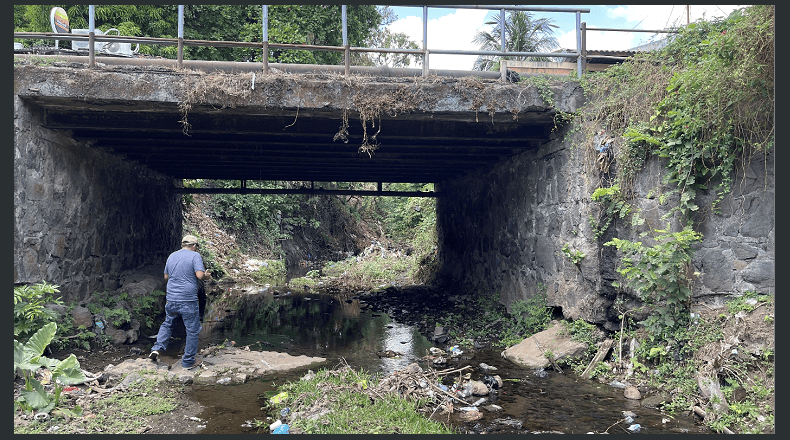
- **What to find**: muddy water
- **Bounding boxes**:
[184,290,708,434]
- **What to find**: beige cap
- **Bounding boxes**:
[181,235,199,245]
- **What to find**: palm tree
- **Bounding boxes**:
[473,10,560,71]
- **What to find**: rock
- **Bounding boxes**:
[470,380,489,396]
[501,321,588,369]
[478,362,497,372]
[624,385,642,400]
[482,404,503,412]
[458,409,483,421]
[641,394,669,409]
[403,363,422,374]
[697,371,729,414]
[71,306,93,329]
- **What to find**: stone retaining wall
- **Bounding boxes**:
[13,95,182,302]
[436,124,774,329]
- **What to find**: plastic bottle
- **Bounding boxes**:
[272,424,289,434]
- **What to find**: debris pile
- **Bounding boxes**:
[270,357,507,432]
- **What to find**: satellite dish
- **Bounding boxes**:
[50,7,69,49]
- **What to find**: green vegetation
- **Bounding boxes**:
[14,281,63,343]
[262,365,454,434]
[472,10,560,70]
[606,226,702,337]
[14,323,85,418]
[14,5,382,65]
[435,285,553,349]
[251,259,287,285]
[16,372,182,434]
[560,243,585,265]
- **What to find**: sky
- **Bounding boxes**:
[384,5,749,71]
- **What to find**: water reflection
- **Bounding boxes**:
[200,291,433,375]
[191,289,707,435]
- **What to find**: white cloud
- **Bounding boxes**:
[387,6,750,68]
[561,5,750,51]
[387,9,489,71]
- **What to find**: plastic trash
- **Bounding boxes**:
[280,407,291,417]
[95,320,104,331]
[269,420,282,431]
[627,424,641,433]
[272,424,290,434]
[439,384,448,392]
[472,397,486,406]
[270,392,288,404]
[624,416,634,424]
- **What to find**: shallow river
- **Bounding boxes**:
[178,290,709,434]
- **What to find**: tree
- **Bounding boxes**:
[353,6,421,68]
[472,10,560,71]
[14,5,382,64]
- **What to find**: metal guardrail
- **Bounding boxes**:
[13,5,676,78]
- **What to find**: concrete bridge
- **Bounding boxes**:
[14,54,773,329]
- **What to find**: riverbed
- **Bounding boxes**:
[181,289,709,434]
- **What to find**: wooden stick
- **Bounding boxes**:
[532,335,563,373]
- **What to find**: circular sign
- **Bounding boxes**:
[50,7,69,34]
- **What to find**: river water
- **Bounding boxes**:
[181,289,710,434]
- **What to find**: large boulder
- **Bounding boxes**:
[500,321,589,369]
[71,305,94,329]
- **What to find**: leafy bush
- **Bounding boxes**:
[14,322,85,417]
[508,284,553,338]
[606,226,702,336]
[14,281,63,343]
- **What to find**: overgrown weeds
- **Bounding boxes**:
[262,361,455,434]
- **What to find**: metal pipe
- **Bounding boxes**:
[416,5,590,14]
[500,9,505,53]
[581,22,587,74]
[584,26,677,33]
[422,6,428,76]
[262,5,268,73]
[173,187,443,197]
[178,5,184,67]
[576,11,582,77]
[342,5,349,75]
[431,49,577,58]
[88,5,95,68]
[14,54,507,79]
[500,8,506,82]
[341,5,347,46]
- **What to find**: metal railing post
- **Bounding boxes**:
[88,5,95,68]
[177,5,184,68]
[342,5,349,75]
[581,21,587,74]
[500,8,506,82]
[422,6,428,76]
[262,5,268,73]
[576,11,582,77]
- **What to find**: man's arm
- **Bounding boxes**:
[195,270,210,280]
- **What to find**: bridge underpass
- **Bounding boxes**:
[14,55,585,300]
[15,55,579,197]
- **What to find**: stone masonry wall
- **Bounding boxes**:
[436,123,774,330]
[13,96,182,302]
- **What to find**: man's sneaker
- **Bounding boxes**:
[184,360,202,370]
[149,350,159,361]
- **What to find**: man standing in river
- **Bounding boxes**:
[149,235,210,369]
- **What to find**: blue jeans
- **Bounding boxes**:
[151,300,201,368]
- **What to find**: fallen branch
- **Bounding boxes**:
[532,336,563,373]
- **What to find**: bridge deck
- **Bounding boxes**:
[14,55,584,188]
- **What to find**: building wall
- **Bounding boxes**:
[13,96,182,302]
